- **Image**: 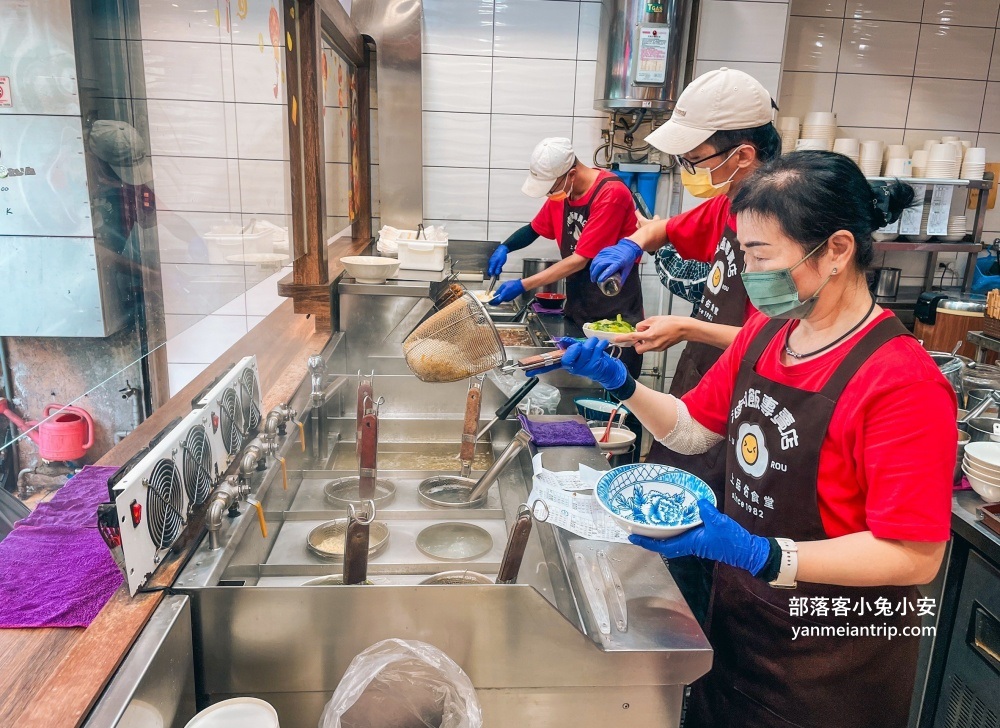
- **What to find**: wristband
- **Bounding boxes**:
[608,374,637,402]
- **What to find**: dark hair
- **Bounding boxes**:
[706,122,782,164]
[730,150,915,268]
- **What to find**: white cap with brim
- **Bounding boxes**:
[522,137,576,198]
[645,67,775,156]
[89,120,154,186]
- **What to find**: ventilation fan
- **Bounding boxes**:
[145,458,183,549]
[219,386,242,455]
[239,365,262,437]
[193,356,260,468]
[180,424,213,506]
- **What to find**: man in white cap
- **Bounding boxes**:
[487,137,644,376]
[589,67,780,624]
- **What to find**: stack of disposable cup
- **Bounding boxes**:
[925,143,960,179]
[911,149,929,177]
[777,117,800,155]
[800,111,837,151]
[961,147,986,180]
[859,140,884,177]
[884,157,912,178]
[884,144,909,167]
[945,215,967,241]
[796,138,831,151]
[833,138,861,165]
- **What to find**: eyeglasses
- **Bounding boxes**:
[677,145,740,175]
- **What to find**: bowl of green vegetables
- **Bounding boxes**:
[582,315,636,347]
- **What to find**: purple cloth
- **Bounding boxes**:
[956,476,972,491]
[0,466,123,629]
[518,415,596,448]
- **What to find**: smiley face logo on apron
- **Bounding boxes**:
[707,259,725,295]
[735,422,769,479]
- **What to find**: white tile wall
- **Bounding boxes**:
[695,1,790,63]
[423,112,492,167]
[784,16,844,72]
[914,24,995,80]
[838,20,919,76]
[493,57,577,115]
[422,54,494,113]
[140,4,296,395]
[493,0,581,60]
[833,74,912,127]
[907,78,987,131]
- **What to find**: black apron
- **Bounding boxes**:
[646,221,747,499]
[686,316,922,728]
[559,176,644,378]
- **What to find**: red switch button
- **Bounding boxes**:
[130,499,142,527]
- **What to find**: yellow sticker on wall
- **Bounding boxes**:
[291,96,297,125]
[286,31,292,50]
[237,0,248,20]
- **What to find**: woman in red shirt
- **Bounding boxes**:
[542,151,956,728]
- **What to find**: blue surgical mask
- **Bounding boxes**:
[740,240,832,320]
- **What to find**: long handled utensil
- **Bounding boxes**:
[459,375,485,478]
[342,500,376,585]
[496,504,533,584]
[476,377,540,441]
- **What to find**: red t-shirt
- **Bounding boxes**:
[665,195,757,322]
[682,310,956,542]
[530,170,638,259]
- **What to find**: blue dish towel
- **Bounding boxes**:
[518,415,596,447]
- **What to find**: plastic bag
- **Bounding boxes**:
[487,369,560,414]
[318,639,483,728]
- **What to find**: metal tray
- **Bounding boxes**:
[306,519,390,561]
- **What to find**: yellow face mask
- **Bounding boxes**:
[680,147,742,199]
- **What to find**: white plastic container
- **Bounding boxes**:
[397,239,448,271]
[185,697,279,728]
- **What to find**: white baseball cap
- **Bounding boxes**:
[522,137,576,198]
[645,68,775,156]
[89,120,154,185]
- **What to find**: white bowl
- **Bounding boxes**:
[596,463,717,538]
[582,322,635,347]
[590,426,637,455]
[185,698,279,728]
[965,441,1000,468]
[940,234,966,241]
[963,458,1000,484]
[340,255,400,283]
[965,471,1000,502]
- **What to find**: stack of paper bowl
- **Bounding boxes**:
[963,442,1000,502]
[911,149,929,177]
[961,147,987,180]
[944,216,967,241]
[796,138,831,152]
[777,117,800,154]
[859,140,884,176]
[833,138,861,164]
[800,112,837,151]
[925,144,960,179]
[884,144,909,166]
[799,111,837,151]
[884,157,912,178]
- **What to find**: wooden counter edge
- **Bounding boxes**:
[5,299,329,728]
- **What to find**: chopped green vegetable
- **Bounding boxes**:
[587,315,636,333]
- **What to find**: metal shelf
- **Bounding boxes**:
[867,176,994,190]
[874,241,985,253]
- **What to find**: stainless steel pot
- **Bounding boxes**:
[956,430,971,485]
[965,417,1000,442]
[963,363,1000,404]
[867,267,901,301]
[966,388,1000,417]
[521,258,566,296]
[929,352,966,395]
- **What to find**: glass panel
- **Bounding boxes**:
[0,0,297,472]
[321,36,355,243]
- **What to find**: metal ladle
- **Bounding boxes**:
[959,390,1000,425]
[417,430,533,508]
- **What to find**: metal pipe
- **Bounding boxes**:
[468,429,532,503]
[239,442,266,477]
[206,476,248,550]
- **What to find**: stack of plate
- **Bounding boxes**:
[943,216,967,241]
[925,144,960,179]
[860,140,884,177]
[833,138,861,165]
[777,117,800,155]
[961,147,987,180]
[800,112,837,151]
[963,442,1000,502]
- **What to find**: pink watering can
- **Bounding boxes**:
[0,399,95,461]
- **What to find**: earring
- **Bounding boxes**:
[832,267,838,274]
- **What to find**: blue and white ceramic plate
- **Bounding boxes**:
[595,463,716,538]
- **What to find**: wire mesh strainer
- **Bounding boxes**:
[403,293,507,382]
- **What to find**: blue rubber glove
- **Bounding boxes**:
[488,244,509,277]
[629,500,772,576]
[490,279,525,305]
[530,337,629,388]
[590,239,642,284]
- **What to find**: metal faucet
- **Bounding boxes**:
[206,475,250,550]
[239,440,267,477]
[308,356,327,406]
[262,403,297,438]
